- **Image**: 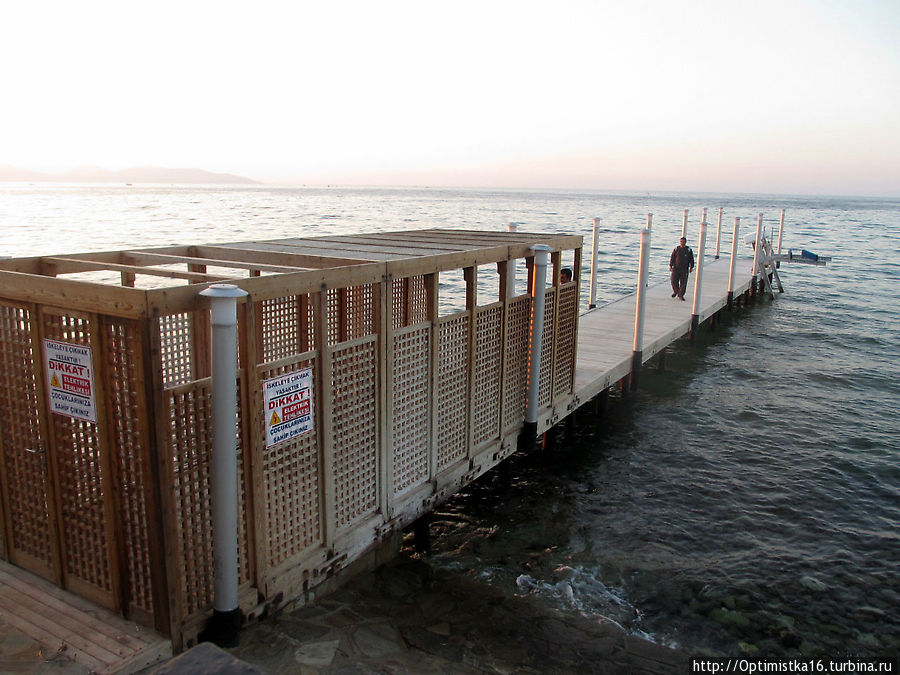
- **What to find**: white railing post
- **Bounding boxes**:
[727,216,740,309]
[523,244,552,442]
[776,209,785,254]
[689,219,708,339]
[681,209,688,239]
[589,217,600,309]
[715,207,723,259]
[198,282,248,647]
[506,223,518,297]
[751,213,763,297]
[631,219,651,389]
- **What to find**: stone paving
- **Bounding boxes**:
[224,553,688,674]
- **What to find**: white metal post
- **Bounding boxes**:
[524,245,552,430]
[589,217,600,309]
[198,282,248,647]
[727,216,740,308]
[506,223,517,297]
[715,207,723,259]
[690,219,708,339]
[751,213,763,296]
[681,209,688,239]
[776,209,785,254]
[631,224,651,389]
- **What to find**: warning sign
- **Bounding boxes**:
[44,339,97,423]
[263,367,314,448]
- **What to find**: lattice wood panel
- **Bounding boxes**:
[538,289,556,407]
[436,315,469,470]
[104,317,155,617]
[158,313,193,388]
[42,312,111,597]
[392,276,429,330]
[502,296,531,432]
[391,326,430,494]
[328,285,376,345]
[104,318,153,613]
[553,284,577,399]
[331,339,378,529]
[473,305,503,447]
[0,302,51,568]
[260,296,312,362]
[166,378,250,618]
[260,357,321,568]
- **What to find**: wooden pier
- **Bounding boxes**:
[0,225,773,665]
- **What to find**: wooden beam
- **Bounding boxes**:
[41,257,234,283]
[124,251,310,274]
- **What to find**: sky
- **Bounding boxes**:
[2,0,898,196]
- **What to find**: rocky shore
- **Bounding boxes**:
[221,553,688,674]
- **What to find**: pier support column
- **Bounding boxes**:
[749,213,763,300]
[630,219,651,390]
[592,388,609,420]
[689,219,708,340]
[589,217,600,309]
[681,209,688,239]
[520,244,552,451]
[413,513,432,553]
[198,283,248,649]
[727,217,740,310]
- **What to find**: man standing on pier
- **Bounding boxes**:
[670,237,694,300]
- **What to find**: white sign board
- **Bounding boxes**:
[263,367,314,448]
[44,339,97,423]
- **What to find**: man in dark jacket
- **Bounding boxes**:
[669,237,694,300]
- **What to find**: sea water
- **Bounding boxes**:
[1,183,897,659]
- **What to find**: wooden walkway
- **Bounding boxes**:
[0,562,171,674]
[574,256,753,402]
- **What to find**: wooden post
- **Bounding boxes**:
[727,217,740,310]
[681,209,688,239]
[589,217,600,309]
[630,221,651,390]
[689,219,708,340]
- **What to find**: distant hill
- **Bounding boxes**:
[0,165,259,185]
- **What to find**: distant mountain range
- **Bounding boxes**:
[0,165,259,184]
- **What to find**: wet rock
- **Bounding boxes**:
[294,639,340,668]
[856,632,881,649]
[426,623,451,636]
[800,575,828,592]
[709,607,751,630]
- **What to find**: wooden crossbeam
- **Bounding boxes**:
[41,257,234,282]
[123,250,310,274]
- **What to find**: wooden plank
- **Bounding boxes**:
[124,250,311,274]
[0,565,149,650]
[0,577,126,664]
[192,244,371,269]
[41,257,234,282]
[0,271,147,318]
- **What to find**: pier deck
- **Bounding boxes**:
[574,257,751,402]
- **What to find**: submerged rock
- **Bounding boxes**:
[799,575,828,592]
[709,607,751,630]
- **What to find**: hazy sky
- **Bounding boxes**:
[3,0,898,196]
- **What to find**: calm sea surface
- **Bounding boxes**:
[1,184,898,659]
